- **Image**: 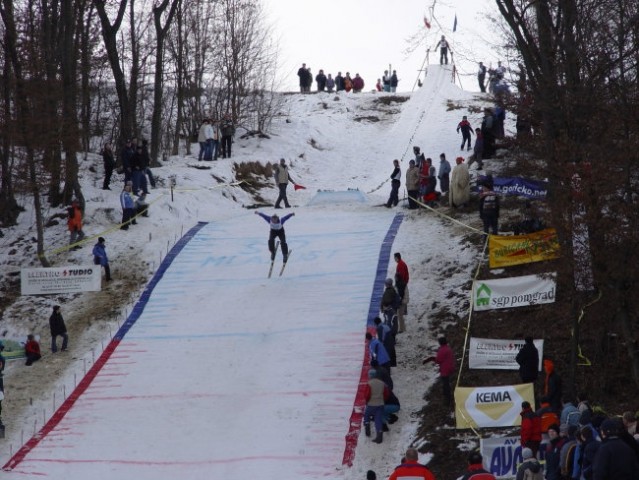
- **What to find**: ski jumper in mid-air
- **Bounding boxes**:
[255,211,295,261]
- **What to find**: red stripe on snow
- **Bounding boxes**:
[3,339,122,471]
[342,326,377,466]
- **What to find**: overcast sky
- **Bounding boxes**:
[263,0,501,93]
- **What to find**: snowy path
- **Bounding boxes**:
[4,208,400,480]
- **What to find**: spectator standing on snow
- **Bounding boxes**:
[449,157,470,208]
[67,199,86,248]
[254,211,295,262]
[435,35,450,65]
[390,70,398,92]
[315,69,327,91]
[326,74,335,93]
[363,369,389,444]
[220,114,235,159]
[376,79,383,92]
[457,115,474,151]
[438,153,451,194]
[352,73,365,93]
[394,252,409,333]
[130,145,149,195]
[388,448,436,480]
[344,73,353,92]
[92,237,111,282]
[460,452,496,480]
[273,158,295,209]
[423,337,455,406]
[467,128,484,170]
[380,278,400,335]
[297,63,308,93]
[102,142,116,190]
[335,72,344,92]
[515,337,539,384]
[141,139,156,187]
[49,305,68,353]
[197,119,210,162]
[382,70,391,92]
[413,146,426,170]
[24,334,42,366]
[478,62,487,92]
[479,182,500,235]
[406,160,420,209]
[385,159,401,208]
[120,182,136,230]
[373,317,396,368]
[481,108,496,158]
[120,138,134,183]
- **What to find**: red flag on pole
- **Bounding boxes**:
[423,16,431,29]
[293,183,306,191]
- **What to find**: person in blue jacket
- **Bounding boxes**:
[92,237,111,281]
[120,183,136,230]
[255,211,295,261]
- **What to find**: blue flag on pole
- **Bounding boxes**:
[453,14,458,32]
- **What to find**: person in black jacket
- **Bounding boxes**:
[102,143,116,190]
[49,305,68,353]
[460,452,496,480]
[385,159,401,208]
[515,337,539,383]
[219,114,235,159]
[315,69,327,91]
[479,183,500,235]
[592,418,639,480]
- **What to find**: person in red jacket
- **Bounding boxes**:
[423,337,455,406]
[393,252,409,333]
[25,334,42,366]
[388,447,436,480]
[67,199,86,248]
[520,401,542,457]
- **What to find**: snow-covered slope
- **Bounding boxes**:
[0,64,491,479]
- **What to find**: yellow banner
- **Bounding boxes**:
[455,383,535,429]
[489,228,560,268]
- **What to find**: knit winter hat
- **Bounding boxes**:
[368,369,377,378]
[385,278,393,287]
[522,448,533,460]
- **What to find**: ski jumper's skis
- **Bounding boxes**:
[267,241,280,278]
[279,250,292,277]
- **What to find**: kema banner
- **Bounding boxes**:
[455,383,535,429]
[489,228,560,268]
[473,274,556,311]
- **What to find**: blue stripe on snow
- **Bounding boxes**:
[113,221,208,341]
[366,213,403,327]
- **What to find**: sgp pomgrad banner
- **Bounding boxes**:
[473,274,556,311]
[469,338,544,370]
[489,228,560,268]
[21,266,101,295]
[455,383,534,429]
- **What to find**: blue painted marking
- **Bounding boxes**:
[113,221,208,341]
[366,213,404,327]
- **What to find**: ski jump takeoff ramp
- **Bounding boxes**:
[4,209,402,480]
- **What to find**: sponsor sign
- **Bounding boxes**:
[489,228,560,269]
[473,274,556,311]
[455,383,535,429]
[481,436,548,479]
[469,338,544,370]
[492,177,547,198]
[21,266,101,295]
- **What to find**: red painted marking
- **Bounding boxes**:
[3,339,122,471]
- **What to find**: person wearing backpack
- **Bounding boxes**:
[516,448,544,480]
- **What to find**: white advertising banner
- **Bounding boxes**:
[473,273,556,311]
[454,383,535,429]
[480,436,549,479]
[21,266,101,295]
[469,338,544,370]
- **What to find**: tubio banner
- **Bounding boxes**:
[455,383,535,429]
[472,274,556,311]
[489,228,560,268]
[481,436,549,479]
[21,266,101,295]
[469,338,544,370]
